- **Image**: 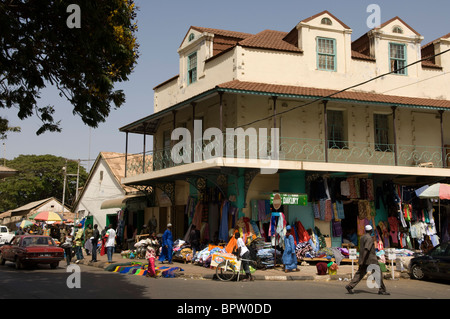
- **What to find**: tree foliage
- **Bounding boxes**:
[0,154,88,212]
[0,0,139,135]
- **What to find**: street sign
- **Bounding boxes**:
[270,193,308,206]
[349,249,357,260]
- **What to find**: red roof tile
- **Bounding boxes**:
[238,30,303,53]
[216,80,450,109]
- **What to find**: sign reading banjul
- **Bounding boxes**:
[270,193,308,206]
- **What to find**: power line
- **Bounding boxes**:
[237,48,450,129]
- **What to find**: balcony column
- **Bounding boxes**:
[439,110,446,168]
[392,106,398,166]
[143,125,146,173]
[272,96,277,130]
[323,100,328,163]
[125,131,129,178]
[219,92,224,132]
[191,102,196,162]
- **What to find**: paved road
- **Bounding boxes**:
[1,262,449,302]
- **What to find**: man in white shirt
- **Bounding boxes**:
[235,232,254,282]
[105,224,116,263]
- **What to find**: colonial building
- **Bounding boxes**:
[119,11,450,248]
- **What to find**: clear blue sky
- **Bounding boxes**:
[2,0,449,171]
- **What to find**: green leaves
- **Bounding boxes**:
[0,0,139,136]
[0,155,88,212]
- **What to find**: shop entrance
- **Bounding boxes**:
[341,202,358,246]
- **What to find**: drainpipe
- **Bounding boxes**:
[323,100,328,163]
[439,110,446,168]
[125,132,128,178]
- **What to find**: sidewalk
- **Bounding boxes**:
[71,251,411,281]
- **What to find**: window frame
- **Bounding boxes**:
[187,51,198,85]
[327,109,347,149]
[316,37,337,72]
[389,42,407,75]
[373,113,393,152]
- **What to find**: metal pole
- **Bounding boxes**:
[125,132,129,178]
[62,160,67,218]
[439,110,446,168]
[323,100,328,162]
[143,125,146,173]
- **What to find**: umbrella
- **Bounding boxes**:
[32,211,63,222]
[416,183,450,232]
[416,183,450,200]
[16,220,35,229]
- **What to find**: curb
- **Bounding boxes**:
[74,259,412,282]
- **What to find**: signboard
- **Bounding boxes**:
[386,248,396,260]
[270,193,308,206]
[349,248,357,260]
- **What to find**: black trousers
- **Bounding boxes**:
[347,264,387,292]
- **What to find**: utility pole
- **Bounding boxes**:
[62,160,67,218]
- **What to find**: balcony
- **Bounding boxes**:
[125,134,450,178]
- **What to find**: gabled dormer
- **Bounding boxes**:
[177,26,252,87]
[284,11,353,73]
[352,17,424,76]
[421,33,450,70]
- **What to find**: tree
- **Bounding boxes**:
[0,0,139,136]
[0,154,88,211]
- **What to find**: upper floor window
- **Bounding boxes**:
[327,110,347,149]
[317,37,336,71]
[389,43,407,75]
[392,26,403,34]
[374,113,393,152]
[321,17,332,26]
[187,52,197,85]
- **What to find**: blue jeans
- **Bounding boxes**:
[106,246,114,262]
[75,246,83,260]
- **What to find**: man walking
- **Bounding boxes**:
[159,223,174,264]
[105,224,116,263]
[345,225,390,295]
[91,224,100,262]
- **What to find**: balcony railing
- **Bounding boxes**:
[126,135,449,177]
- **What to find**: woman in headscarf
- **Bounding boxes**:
[282,225,298,273]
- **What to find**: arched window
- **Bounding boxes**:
[321,17,332,26]
[188,33,195,41]
[392,26,403,34]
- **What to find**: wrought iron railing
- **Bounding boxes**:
[125,135,449,177]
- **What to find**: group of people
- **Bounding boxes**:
[60,223,117,266]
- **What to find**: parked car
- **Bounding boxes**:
[0,226,15,245]
[409,241,450,281]
[0,235,64,269]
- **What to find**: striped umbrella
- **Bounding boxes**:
[32,211,63,222]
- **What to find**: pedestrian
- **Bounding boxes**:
[105,224,116,263]
[91,224,100,262]
[145,232,159,278]
[158,223,174,264]
[234,232,254,282]
[61,233,73,266]
[282,225,299,273]
[84,224,93,255]
[188,224,200,263]
[74,224,84,263]
[345,225,390,295]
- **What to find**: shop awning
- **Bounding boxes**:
[100,195,145,210]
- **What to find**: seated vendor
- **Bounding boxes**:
[343,228,358,247]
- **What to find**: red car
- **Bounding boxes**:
[0,235,64,269]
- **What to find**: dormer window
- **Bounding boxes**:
[317,37,336,71]
[392,26,403,34]
[321,17,332,26]
[389,43,407,75]
[187,52,197,84]
[188,33,195,42]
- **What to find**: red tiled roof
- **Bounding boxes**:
[190,26,253,40]
[238,30,303,53]
[216,80,450,109]
[351,50,375,62]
